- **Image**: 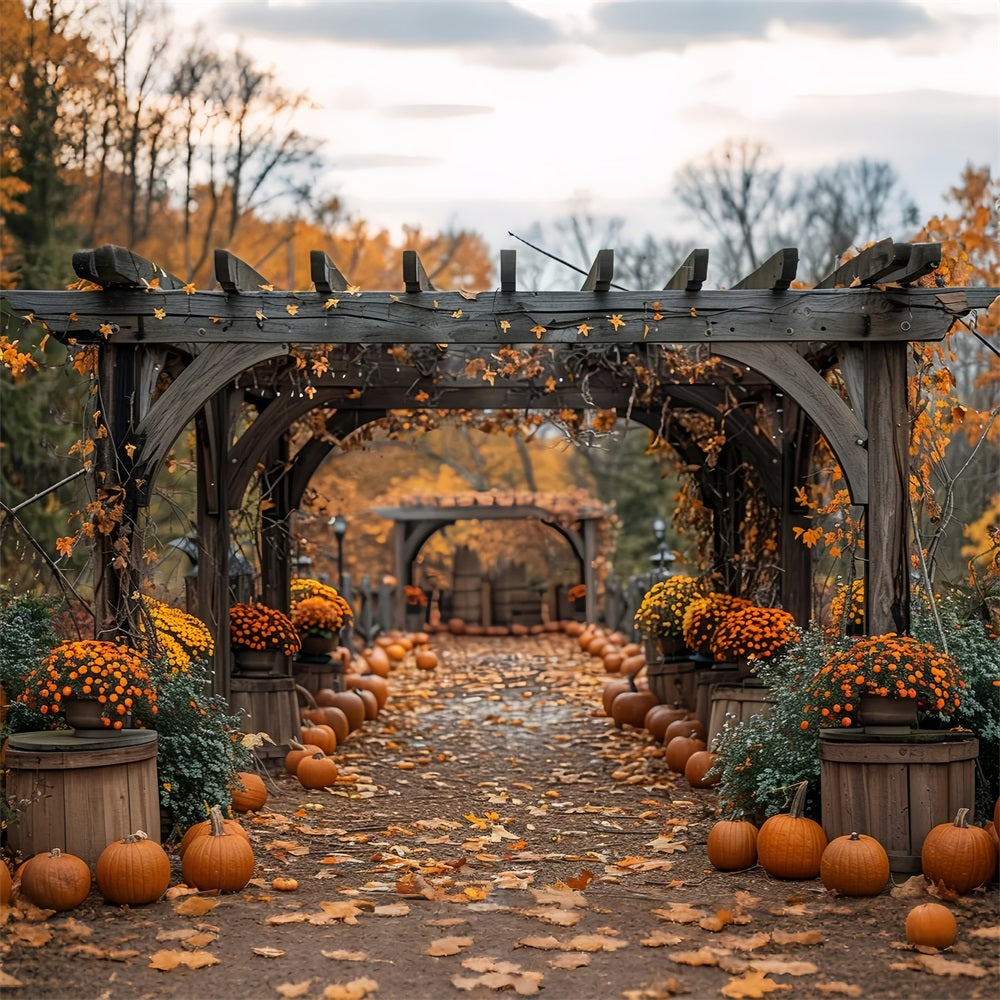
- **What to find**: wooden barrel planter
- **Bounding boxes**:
[292,655,345,694]
[645,658,696,710]
[707,683,773,744]
[819,733,978,873]
[229,676,301,771]
[5,730,160,868]
[694,664,741,731]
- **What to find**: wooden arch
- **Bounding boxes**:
[4,240,994,699]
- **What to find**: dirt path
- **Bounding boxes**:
[3,633,998,999]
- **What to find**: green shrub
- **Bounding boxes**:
[0,593,57,738]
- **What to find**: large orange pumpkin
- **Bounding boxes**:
[756,782,827,879]
[684,749,721,788]
[820,832,890,897]
[921,808,997,893]
[20,848,91,911]
[231,771,267,813]
[665,734,706,773]
[707,818,759,871]
[611,687,658,729]
[96,831,171,905]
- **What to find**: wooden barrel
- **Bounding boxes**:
[694,665,741,731]
[452,546,484,624]
[229,676,300,770]
[819,734,978,872]
[708,683,773,744]
[292,656,344,694]
[6,730,160,868]
[645,658,696,710]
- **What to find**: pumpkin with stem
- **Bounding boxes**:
[20,848,91,911]
[756,781,827,880]
[684,749,721,788]
[179,815,250,858]
[905,902,957,949]
[921,807,997,893]
[611,683,658,729]
[296,751,340,789]
[820,832,890,896]
[181,805,255,892]
[299,725,336,754]
[643,704,689,743]
[231,771,267,813]
[707,817,759,871]
[286,739,325,774]
[665,733,706,773]
[96,830,171,905]
[664,717,705,743]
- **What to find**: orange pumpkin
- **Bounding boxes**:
[601,677,633,716]
[299,725,336,754]
[0,861,11,905]
[684,749,721,788]
[354,687,379,721]
[643,704,689,743]
[414,650,439,670]
[707,818,759,871]
[921,808,997,893]
[231,771,267,813]
[346,673,389,708]
[179,816,250,858]
[297,752,340,789]
[20,848,91,911]
[905,902,957,949]
[664,717,705,743]
[756,782,827,879]
[384,642,408,662]
[820,832,890,897]
[363,645,391,676]
[611,686,658,729]
[287,739,326,773]
[96,831,171,906]
[665,734,706,773]
[182,805,255,892]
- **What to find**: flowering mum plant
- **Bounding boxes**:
[291,596,348,637]
[682,593,752,657]
[802,633,964,729]
[633,576,704,639]
[710,605,799,662]
[291,578,353,624]
[139,596,214,671]
[17,639,158,729]
[229,602,301,655]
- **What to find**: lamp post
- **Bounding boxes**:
[651,516,674,580]
[330,515,347,588]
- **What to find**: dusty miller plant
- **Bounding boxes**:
[712,625,851,824]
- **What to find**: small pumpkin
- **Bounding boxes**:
[181,805,255,892]
[353,686,379,721]
[19,848,91,911]
[665,734,706,773]
[643,704,689,743]
[299,724,336,754]
[602,651,624,674]
[664,717,705,743]
[287,739,325,774]
[905,902,957,949]
[0,861,11,905]
[96,830,171,905]
[819,832,890,897]
[414,650,439,670]
[921,807,997,893]
[384,642,408,662]
[707,818,759,871]
[315,705,350,744]
[363,645,392,676]
[317,690,365,732]
[756,781,827,880]
[272,877,298,892]
[611,683,658,729]
[179,815,250,858]
[297,751,340,789]
[601,676,634,716]
[684,749,721,788]
[231,771,267,813]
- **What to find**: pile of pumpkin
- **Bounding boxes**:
[427,618,567,638]
[706,785,999,949]
[567,622,648,674]
[292,631,439,791]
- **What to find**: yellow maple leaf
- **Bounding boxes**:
[286,304,299,316]
[153,308,165,320]
[608,313,625,331]
[323,298,340,310]
[451,309,463,319]
[577,323,592,337]
[255,309,267,321]
[499,319,511,333]
[55,536,76,557]
[345,284,361,295]
[258,283,274,291]
[531,324,546,339]
[99,323,113,338]
[182,282,196,295]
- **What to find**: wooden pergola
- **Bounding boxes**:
[3,239,995,700]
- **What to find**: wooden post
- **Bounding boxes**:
[259,433,292,613]
[863,343,910,634]
[781,401,816,625]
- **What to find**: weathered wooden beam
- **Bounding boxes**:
[72,245,186,290]
[815,239,916,289]
[500,249,516,293]
[663,249,709,291]
[5,286,974,346]
[732,248,798,291]
[713,341,869,504]
[309,250,351,293]
[403,250,436,293]
[580,249,614,292]
[214,250,271,293]
[878,242,941,285]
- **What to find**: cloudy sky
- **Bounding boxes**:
[165,0,999,256]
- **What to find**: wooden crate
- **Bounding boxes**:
[645,658,696,710]
[819,734,978,872]
[694,665,741,731]
[6,731,160,868]
[708,683,773,744]
[230,676,301,769]
[292,656,345,694]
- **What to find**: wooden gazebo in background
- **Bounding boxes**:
[3,238,995,700]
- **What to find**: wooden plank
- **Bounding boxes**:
[403,250,436,292]
[663,249,708,291]
[732,248,798,290]
[2,286,975,345]
[879,243,941,285]
[215,250,271,293]
[580,249,614,292]
[500,249,516,292]
[815,238,910,289]
[72,245,186,289]
[310,250,351,293]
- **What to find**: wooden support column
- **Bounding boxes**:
[195,391,236,699]
[259,432,292,613]
[780,399,816,625]
[863,343,910,634]
[583,518,598,624]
